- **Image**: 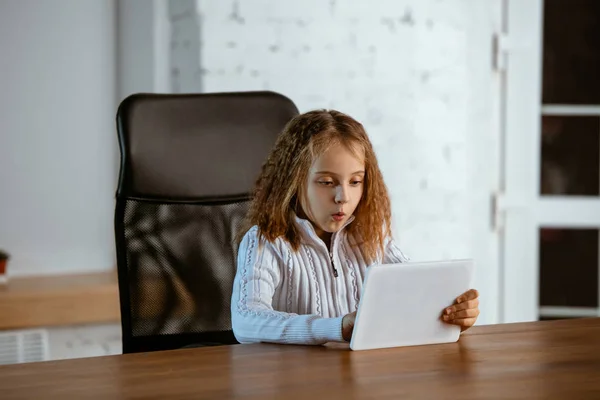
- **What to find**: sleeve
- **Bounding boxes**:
[231,227,345,345]
[382,237,410,264]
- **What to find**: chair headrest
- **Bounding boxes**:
[116,91,299,201]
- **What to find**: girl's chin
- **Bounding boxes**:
[323,217,345,230]
[312,217,347,237]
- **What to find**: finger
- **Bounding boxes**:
[444,299,479,315]
[456,289,479,303]
[444,309,480,320]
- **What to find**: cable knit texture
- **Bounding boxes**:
[231,215,409,345]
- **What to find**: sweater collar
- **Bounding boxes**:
[293,213,355,244]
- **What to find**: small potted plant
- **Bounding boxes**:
[0,249,9,284]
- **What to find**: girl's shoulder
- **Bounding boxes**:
[239,225,289,260]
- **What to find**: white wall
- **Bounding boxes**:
[170,0,502,323]
[169,0,203,93]
[0,0,117,276]
[0,0,502,324]
[117,0,171,100]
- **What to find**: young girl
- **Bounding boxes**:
[231,110,480,345]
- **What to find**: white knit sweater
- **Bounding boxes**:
[231,215,409,345]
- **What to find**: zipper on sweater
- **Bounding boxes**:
[330,251,339,277]
[329,234,339,278]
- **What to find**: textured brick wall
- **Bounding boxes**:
[169,0,492,263]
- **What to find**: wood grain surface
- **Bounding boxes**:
[1,318,599,399]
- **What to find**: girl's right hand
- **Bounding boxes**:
[342,311,357,342]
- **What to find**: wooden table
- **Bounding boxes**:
[2,318,599,399]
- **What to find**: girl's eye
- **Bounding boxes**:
[350,180,363,186]
[318,181,334,186]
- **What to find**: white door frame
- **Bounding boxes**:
[498,0,544,323]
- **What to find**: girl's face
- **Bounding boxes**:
[302,141,365,242]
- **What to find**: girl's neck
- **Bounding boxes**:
[318,231,333,250]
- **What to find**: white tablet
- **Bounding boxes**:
[349,259,474,351]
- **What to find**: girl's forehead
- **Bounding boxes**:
[310,142,365,172]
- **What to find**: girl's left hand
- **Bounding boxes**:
[441,289,480,332]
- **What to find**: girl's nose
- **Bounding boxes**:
[335,185,349,204]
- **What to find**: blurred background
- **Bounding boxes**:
[0,0,598,363]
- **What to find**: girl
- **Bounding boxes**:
[231,110,480,345]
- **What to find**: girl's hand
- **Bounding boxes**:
[341,311,357,342]
[441,289,480,332]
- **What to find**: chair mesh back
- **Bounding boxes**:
[123,199,248,337]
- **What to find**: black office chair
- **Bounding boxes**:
[114,91,299,353]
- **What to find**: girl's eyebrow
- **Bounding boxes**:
[314,170,365,176]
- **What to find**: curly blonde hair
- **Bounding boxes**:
[239,109,392,263]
